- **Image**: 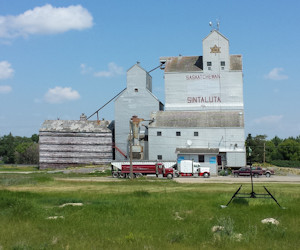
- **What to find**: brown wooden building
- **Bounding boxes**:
[39,116,112,169]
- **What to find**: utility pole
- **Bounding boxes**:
[129,120,133,179]
[263,142,266,164]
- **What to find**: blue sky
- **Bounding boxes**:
[0,0,299,139]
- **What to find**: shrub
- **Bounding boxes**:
[219,169,231,176]
[15,143,39,164]
[270,160,300,168]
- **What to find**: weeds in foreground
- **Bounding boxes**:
[0,179,298,249]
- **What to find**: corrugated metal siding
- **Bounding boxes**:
[163,31,243,112]
[114,64,163,160]
[176,148,219,154]
[164,71,244,111]
[226,152,246,167]
[230,55,242,71]
[148,127,245,162]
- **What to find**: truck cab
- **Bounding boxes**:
[177,160,210,178]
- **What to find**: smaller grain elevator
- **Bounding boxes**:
[114,63,163,160]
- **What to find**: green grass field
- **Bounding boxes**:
[0,173,299,249]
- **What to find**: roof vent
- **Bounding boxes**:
[80,113,87,121]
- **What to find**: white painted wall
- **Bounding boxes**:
[115,64,162,160]
[203,30,230,72]
[165,71,243,111]
[148,127,246,167]
[165,30,243,111]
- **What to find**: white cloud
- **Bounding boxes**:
[0,4,93,39]
[0,85,12,94]
[44,86,80,104]
[253,115,283,125]
[80,63,93,75]
[0,61,14,79]
[264,68,288,81]
[94,62,125,77]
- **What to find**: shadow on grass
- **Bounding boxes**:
[132,190,151,197]
[232,198,249,206]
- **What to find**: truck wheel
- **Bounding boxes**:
[135,173,143,178]
[203,172,209,178]
[234,173,239,177]
[167,174,173,179]
[119,173,126,178]
[112,172,119,178]
[266,172,271,178]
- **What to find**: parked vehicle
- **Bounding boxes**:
[111,161,174,179]
[175,160,210,178]
[232,167,263,178]
[251,167,275,177]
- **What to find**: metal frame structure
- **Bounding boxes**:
[221,148,284,209]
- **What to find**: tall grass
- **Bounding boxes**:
[0,176,299,249]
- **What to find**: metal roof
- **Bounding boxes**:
[160,55,242,72]
[175,148,219,154]
[161,56,203,72]
[149,111,244,128]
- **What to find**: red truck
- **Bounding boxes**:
[232,167,263,178]
[251,167,275,177]
[111,161,174,179]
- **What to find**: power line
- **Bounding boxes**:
[87,88,126,120]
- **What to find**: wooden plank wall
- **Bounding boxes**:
[39,131,113,169]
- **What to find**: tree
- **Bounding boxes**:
[0,133,40,164]
[271,136,283,147]
[265,140,277,162]
[245,134,267,163]
[278,139,300,161]
[31,134,39,143]
[15,142,39,164]
[0,133,15,163]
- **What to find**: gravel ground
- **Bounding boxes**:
[174,175,300,184]
[1,165,300,184]
[53,175,300,184]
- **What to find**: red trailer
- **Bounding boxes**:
[111,161,174,179]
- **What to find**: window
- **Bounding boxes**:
[134,88,138,92]
[157,131,162,136]
[198,155,204,162]
[220,61,225,70]
[207,61,212,70]
[157,155,162,160]
[194,131,199,136]
[176,131,181,136]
